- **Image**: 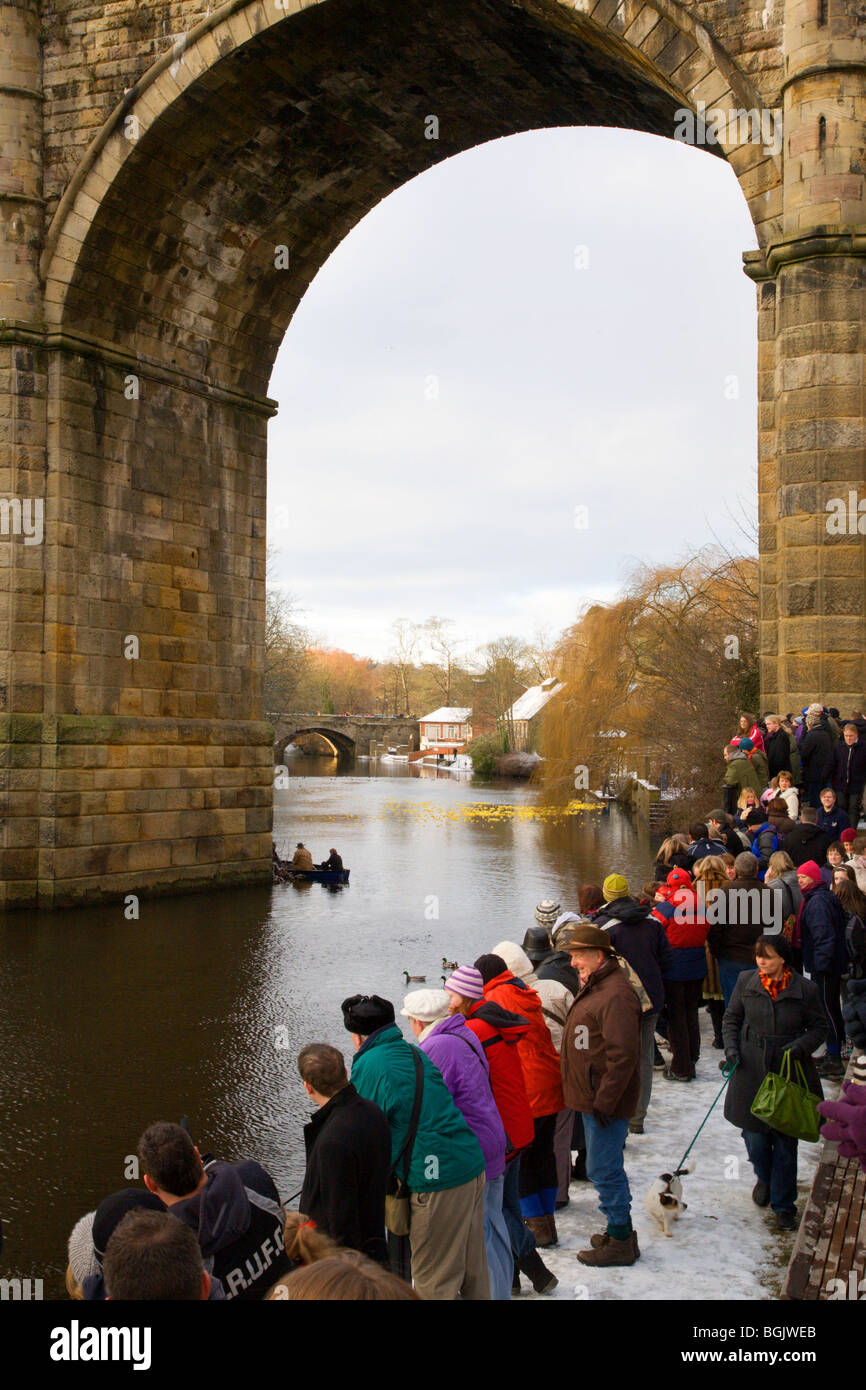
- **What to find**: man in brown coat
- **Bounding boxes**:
[560,923,641,1267]
[291,842,315,871]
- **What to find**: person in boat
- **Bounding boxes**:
[317,848,343,874]
[292,843,315,871]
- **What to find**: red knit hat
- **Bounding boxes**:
[666,867,692,891]
[796,860,822,888]
[841,828,857,845]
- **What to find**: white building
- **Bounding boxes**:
[501,677,564,751]
[418,707,473,757]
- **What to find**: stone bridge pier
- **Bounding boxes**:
[0,0,864,907]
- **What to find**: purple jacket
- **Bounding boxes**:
[420,1014,507,1180]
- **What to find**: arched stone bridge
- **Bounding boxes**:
[1,0,864,906]
[271,715,418,760]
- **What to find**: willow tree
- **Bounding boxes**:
[540,548,758,807]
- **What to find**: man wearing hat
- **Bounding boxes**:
[342,993,488,1299]
[291,842,314,871]
[560,923,641,1267]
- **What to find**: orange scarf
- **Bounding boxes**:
[759,967,791,1000]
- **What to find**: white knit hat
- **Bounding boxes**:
[492,940,534,979]
[67,1211,99,1288]
[400,988,450,1023]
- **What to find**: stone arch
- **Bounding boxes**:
[276,728,356,759]
[41,0,779,404]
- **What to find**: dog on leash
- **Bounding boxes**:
[645,1160,694,1236]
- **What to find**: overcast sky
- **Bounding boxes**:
[266,125,759,665]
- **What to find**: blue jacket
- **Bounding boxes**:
[351,1024,484,1192]
[688,837,728,864]
[799,881,848,976]
[817,805,851,839]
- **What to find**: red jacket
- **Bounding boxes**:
[466,1000,535,1153]
[652,887,711,949]
[480,971,563,1119]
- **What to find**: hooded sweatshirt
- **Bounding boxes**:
[168,1159,291,1300]
[419,1014,507,1179]
[493,939,574,1053]
[480,965,564,1118]
[465,1000,535,1153]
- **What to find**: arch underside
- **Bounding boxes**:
[47,0,754,402]
[278,728,356,758]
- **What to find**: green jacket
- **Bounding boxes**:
[351,1025,484,1192]
[724,753,763,798]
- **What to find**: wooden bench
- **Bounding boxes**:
[784,1057,866,1300]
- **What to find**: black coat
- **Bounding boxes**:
[596,897,674,1013]
[722,969,825,1133]
[707,879,784,963]
[826,738,866,799]
[300,1083,391,1262]
[536,949,580,995]
[653,852,692,878]
[782,823,831,868]
[765,728,795,778]
[800,727,833,785]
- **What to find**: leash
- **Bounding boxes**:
[672,1063,738,1174]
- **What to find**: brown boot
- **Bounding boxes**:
[590,1228,640,1254]
[545,1213,559,1246]
[524,1215,554,1248]
[577,1231,639,1267]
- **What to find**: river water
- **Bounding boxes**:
[0,757,654,1296]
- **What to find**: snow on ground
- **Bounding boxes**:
[522,1009,842,1302]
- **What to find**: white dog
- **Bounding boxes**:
[645,1161,694,1236]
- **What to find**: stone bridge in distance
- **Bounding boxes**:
[272,716,419,760]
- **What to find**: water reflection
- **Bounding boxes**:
[0,769,653,1296]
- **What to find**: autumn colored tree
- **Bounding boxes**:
[264,588,310,713]
[541,548,759,811]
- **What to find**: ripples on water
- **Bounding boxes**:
[0,759,654,1294]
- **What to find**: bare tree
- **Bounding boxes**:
[390,619,420,714]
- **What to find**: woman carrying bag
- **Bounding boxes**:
[721,934,826,1231]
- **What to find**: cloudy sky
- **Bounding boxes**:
[266,125,759,664]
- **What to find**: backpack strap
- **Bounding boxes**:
[391,1049,425,1187]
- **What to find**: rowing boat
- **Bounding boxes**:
[286,867,350,883]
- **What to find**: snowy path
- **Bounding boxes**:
[527,1010,841,1302]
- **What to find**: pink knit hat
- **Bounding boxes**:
[797,860,822,888]
[443,965,484,1001]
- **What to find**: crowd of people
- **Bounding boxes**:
[62,702,866,1300]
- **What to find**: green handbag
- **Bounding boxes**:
[750,1049,821,1143]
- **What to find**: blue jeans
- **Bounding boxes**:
[583,1113,632,1231]
[719,958,753,1008]
[502,1156,534,1261]
[482,1175,513,1301]
[743,1128,798,1215]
